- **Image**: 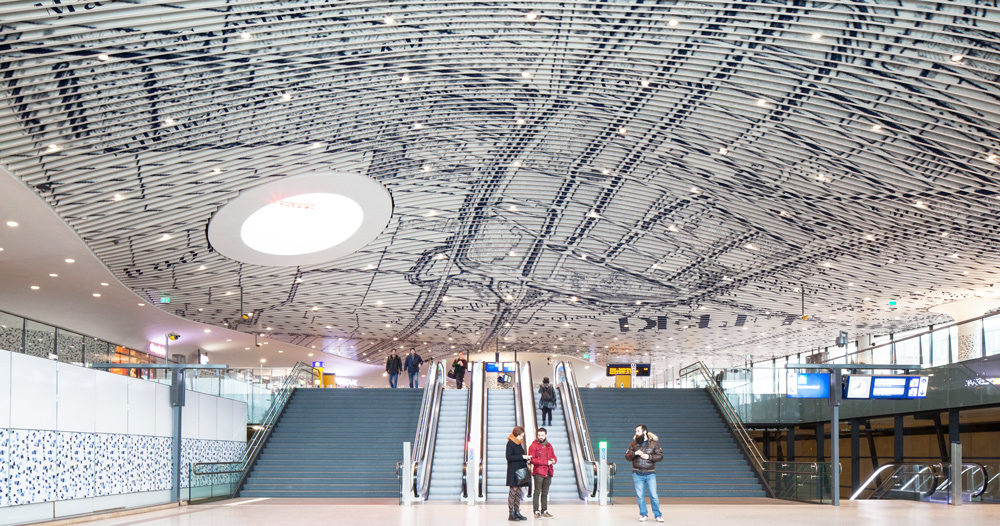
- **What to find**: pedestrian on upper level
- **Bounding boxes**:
[385,349,402,388]
[404,348,424,388]
[626,424,664,522]
[538,377,556,426]
[451,352,468,389]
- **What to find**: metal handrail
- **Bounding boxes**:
[463,362,487,500]
[850,462,944,500]
[514,361,537,497]
[554,361,596,499]
[412,361,446,500]
[189,361,317,500]
[679,361,773,497]
[462,361,476,499]
[480,365,488,499]
[937,462,989,499]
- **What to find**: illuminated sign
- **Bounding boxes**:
[312,361,325,368]
[486,362,517,373]
[843,375,928,399]
[606,364,651,377]
[786,372,831,399]
[148,342,166,357]
[160,296,170,304]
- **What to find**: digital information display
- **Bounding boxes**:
[486,362,517,373]
[843,375,928,400]
[606,364,651,377]
[786,372,831,399]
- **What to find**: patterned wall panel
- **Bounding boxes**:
[0,432,240,507]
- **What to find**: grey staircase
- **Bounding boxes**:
[537,394,581,500]
[486,389,516,500]
[579,388,765,498]
[427,389,468,500]
[240,388,423,498]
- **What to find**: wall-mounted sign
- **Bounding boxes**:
[844,375,928,399]
[159,296,170,304]
[486,362,516,373]
[786,372,831,399]
[148,342,166,357]
[312,361,325,368]
[606,363,651,377]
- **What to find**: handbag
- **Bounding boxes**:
[447,369,456,379]
[514,467,530,486]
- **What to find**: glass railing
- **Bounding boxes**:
[188,362,318,501]
[707,356,1000,425]
[850,462,987,502]
[681,361,840,504]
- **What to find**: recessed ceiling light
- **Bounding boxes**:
[865,234,875,240]
[640,79,650,87]
[690,186,699,193]
[383,16,395,24]
[443,296,450,301]
[401,74,411,83]
[951,54,964,62]
[512,160,522,167]
[667,225,679,232]
[914,201,926,208]
[888,259,895,264]
[436,253,446,260]
[412,122,423,130]
[718,147,728,155]
[570,296,578,302]
[521,71,532,78]
[525,11,538,20]
[138,303,145,306]
[213,168,222,173]
[651,264,659,270]
[872,124,883,131]
[30,285,39,290]
[586,210,601,219]
[6,221,18,227]
[161,234,172,241]
[376,300,383,305]
[635,300,642,305]
[203,329,211,333]
[97,53,110,61]
[745,243,759,250]
[113,194,125,201]
[757,99,768,106]
[65,258,75,263]
[618,127,627,134]
[950,253,961,258]
[988,154,998,164]
[601,168,610,175]
[225,291,233,295]
[668,19,679,26]
[49,273,58,277]
[422,165,431,172]
[240,32,253,39]
[508,251,517,256]
[92,293,101,297]
[426,210,438,217]
[164,118,175,125]
[281,92,292,100]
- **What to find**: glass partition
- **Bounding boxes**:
[57,329,84,365]
[0,311,25,353]
[24,319,56,359]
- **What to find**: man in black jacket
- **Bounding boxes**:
[625,425,664,522]
[385,350,403,388]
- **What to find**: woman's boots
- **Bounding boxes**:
[508,509,527,521]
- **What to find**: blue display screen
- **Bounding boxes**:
[486,362,517,373]
[847,375,929,399]
[786,372,831,399]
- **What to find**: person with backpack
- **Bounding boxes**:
[528,427,557,518]
[538,377,556,426]
[385,349,403,388]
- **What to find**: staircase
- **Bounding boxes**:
[486,389,516,499]
[538,393,582,500]
[427,389,469,500]
[579,388,765,498]
[240,388,423,498]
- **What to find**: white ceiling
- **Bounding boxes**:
[1,0,1000,372]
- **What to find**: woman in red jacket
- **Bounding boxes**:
[528,427,557,518]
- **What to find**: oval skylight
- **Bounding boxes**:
[240,193,364,256]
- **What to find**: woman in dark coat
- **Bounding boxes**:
[506,425,530,521]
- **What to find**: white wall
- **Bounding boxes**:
[0,349,246,525]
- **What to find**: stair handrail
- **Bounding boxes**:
[554,361,597,499]
[189,361,318,501]
[679,361,773,497]
[412,360,446,500]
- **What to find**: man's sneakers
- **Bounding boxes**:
[656,517,664,523]
[639,516,648,522]
[534,512,541,518]
[542,512,554,518]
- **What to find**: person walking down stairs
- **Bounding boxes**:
[538,377,556,426]
[385,350,402,388]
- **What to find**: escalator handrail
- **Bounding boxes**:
[518,362,538,498]
[553,361,594,499]
[412,360,446,500]
[462,362,477,499]
[850,462,944,500]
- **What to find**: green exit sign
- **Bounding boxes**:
[160,296,170,304]
[583,353,590,359]
[888,300,897,306]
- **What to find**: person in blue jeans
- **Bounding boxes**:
[385,349,402,388]
[403,348,424,388]
[625,425,664,522]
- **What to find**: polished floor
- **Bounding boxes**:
[74,497,1000,526]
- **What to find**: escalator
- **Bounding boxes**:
[850,462,989,502]
[426,389,469,500]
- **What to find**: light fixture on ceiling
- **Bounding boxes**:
[239,32,253,39]
[412,122,423,130]
[618,127,627,134]
[586,210,601,219]
[96,53,110,61]
[92,293,101,297]
[745,243,759,251]
[113,194,124,201]
[508,250,517,256]
[383,16,395,24]
[811,32,823,40]
[988,154,998,164]
[6,221,17,227]
[872,124,883,131]
[30,285,39,290]
[65,258,75,263]
[401,74,410,83]
[690,186,699,193]
[667,225,679,232]
[512,160,522,168]
[49,274,57,277]
[570,296,578,302]
[281,92,292,100]
[914,201,926,208]
[651,264,659,270]
[426,210,438,217]
[668,19,679,26]
[951,54,964,63]
[757,99,768,106]
[640,79,650,87]
[718,147,728,155]
[525,11,538,20]
[521,71,532,78]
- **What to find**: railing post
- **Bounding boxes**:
[950,442,962,506]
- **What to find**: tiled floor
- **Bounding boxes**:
[78,498,1000,526]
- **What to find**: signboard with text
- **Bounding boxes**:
[786,372,831,399]
[606,363,651,377]
[844,375,928,399]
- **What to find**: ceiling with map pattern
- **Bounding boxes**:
[1,0,1000,369]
